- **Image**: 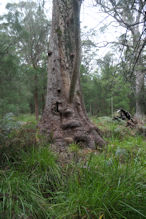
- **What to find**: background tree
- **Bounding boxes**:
[81,52,133,116]
[94,0,146,119]
[0,30,30,115]
[39,0,105,148]
[1,1,50,119]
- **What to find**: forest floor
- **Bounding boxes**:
[0,113,146,219]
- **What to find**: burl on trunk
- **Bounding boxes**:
[39,0,105,148]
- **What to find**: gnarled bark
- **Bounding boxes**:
[39,0,105,148]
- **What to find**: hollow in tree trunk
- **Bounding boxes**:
[39,0,105,148]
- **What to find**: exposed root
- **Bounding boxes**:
[39,101,106,149]
[61,120,81,129]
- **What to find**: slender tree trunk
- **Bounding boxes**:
[29,102,34,114]
[34,87,39,120]
[34,74,39,121]
[132,28,145,120]
[39,0,105,148]
[135,70,144,119]
[41,93,45,113]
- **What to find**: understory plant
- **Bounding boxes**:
[0,115,145,218]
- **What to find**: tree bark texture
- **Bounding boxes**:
[132,28,145,120]
[135,70,145,119]
[34,87,39,121]
[39,0,105,148]
[34,74,39,121]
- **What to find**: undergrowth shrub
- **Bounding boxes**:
[91,116,133,140]
[0,114,49,168]
[0,113,21,145]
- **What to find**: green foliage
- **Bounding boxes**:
[50,155,145,218]
[16,114,37,123]
[0,32,31,115]
[81,53,133,116]
[94,0,145,116]
[0,114,62,218]
[0,113,20,132]
[0,113,25,149]
[0,114,44,168]
[0,115,146,218]
[0,0,145,216]
[0,1,50,116]
[0,170,49,219]
[46,116,146,218]
[69,143,80,153]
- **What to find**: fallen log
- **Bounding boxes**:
[113,109,137,128]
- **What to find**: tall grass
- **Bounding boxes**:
[0,170,48,218]
[47,153,146,218]
[0,115,146,218]
[0,145,62,218]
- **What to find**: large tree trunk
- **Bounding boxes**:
[39,0,105,148]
